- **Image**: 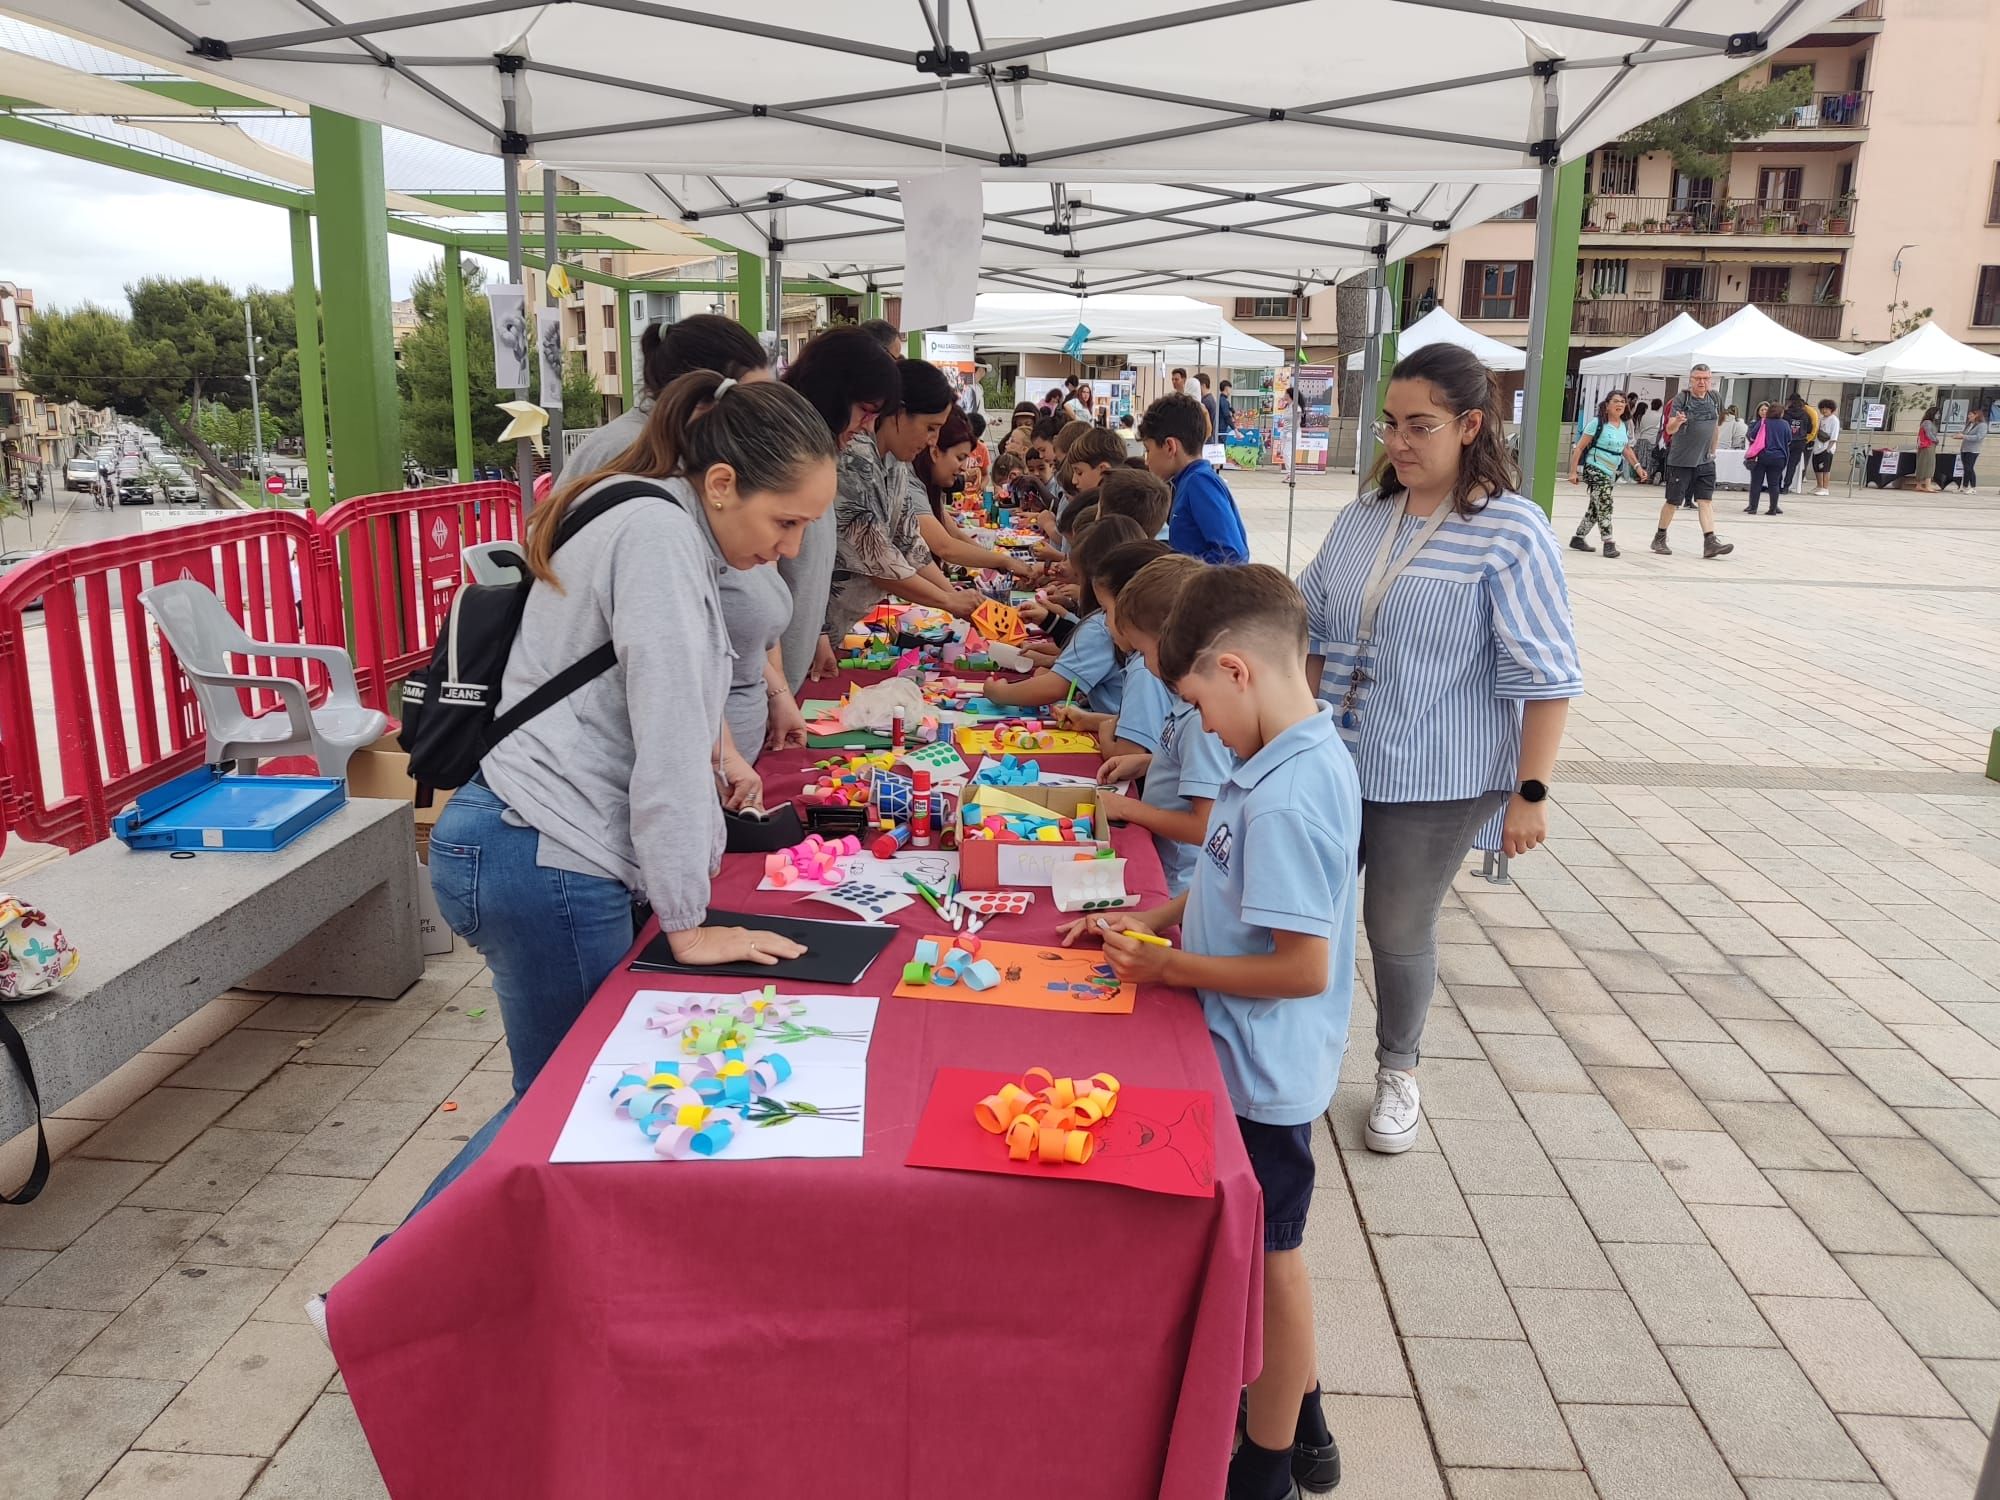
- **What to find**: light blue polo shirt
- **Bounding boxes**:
[1144,698,1235,896]
[1182,704,1360,1125]
[1051,612,1124,716]
[1113,657,1174,754]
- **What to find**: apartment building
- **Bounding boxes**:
[0,282,88,494]
[1390,0,2000,414]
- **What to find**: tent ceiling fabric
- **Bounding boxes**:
[2,1,1854,183]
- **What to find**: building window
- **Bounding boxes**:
[1662,266,1706,303]
[599,256,614,274]
[1748,266,1793,303]
[601,303,616,328]
[605,349,619,376]
[1460,261,1532,319]
[1493,196,1539,221]
[1975,267,2000,327]
[1989,165,2000,226]
[1593,151,1639,195]
[1671,173,1715,209]
[1232,297,1297,319]
[1590,260,1629,296]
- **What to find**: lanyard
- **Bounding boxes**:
[1336,493,1453,728]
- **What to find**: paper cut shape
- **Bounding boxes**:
[1049,856,1138,914]
[956,890,1033,918]
[969,598,1027,645]
[908,1067,1217,1197]
[893,938,1132,1014]
[803,880,913,922]
[955,727,1099,757]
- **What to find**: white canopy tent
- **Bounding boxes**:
[1577,312,1707,377]
[1619,303,1865,381]
[8,0,1858,494]
[1163,329,1288,372]
[1345,306,1527,372]
[1859,322,2000,387]
[946,294,1223,353]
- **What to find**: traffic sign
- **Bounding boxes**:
[265,473,287,495]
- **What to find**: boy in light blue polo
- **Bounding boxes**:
[1063,563,1357,1500]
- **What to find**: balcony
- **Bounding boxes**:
[1573,299,1844,341]
[1744,91,1870,145]
[1796,2,1882,44]
[1582,196,1856,242]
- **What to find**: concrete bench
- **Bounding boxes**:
[0,798,424,1142]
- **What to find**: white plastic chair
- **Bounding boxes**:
[139,580,388,780]
[461,541,528,586]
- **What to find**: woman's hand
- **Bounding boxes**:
[1502,793,1549,857]
[765,691,810,752]
[1568,468,1581,485]
[665,925,807,967]
[809,635,839,681]
[1097,752,1150,785]
[1634,467,1648,483]
[946,588,985,618]
[717,749,764,813]
[1057,908,1157,947]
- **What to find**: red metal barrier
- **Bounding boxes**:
[318,481,523,712]
[0,511,339,852]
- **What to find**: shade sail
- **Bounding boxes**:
[1620,303,1864,380]
[4,1,1855,184]
[1577,311,1706,376]
[1345,306,1527,372]
[1859,321,2000,387]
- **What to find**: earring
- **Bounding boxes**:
[712,501,724,510]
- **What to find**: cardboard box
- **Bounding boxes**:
[957,785,1107,889]
[345,738,450,860]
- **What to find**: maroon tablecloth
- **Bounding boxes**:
[330,674,1263,1500]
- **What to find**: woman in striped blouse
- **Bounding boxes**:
[1298,344,1583,1156]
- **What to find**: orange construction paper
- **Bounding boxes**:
[892,938,1133,1014]
[970,598,1027,645]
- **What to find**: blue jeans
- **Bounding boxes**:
[406,777,635,1219]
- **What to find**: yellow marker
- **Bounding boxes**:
[1098,919,1170,947]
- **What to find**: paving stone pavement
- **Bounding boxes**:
[2,477,1997,1499]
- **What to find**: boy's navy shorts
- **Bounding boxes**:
[1238,1116,1316,1252]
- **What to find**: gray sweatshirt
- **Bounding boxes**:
[479,475,729,933]
[776,507,834,692]
[563,401,650,480]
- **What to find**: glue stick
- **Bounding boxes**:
[891,705,906,751]
[912,769,933,848]
[873,819,911,859]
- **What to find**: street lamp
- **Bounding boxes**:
[1890,244,1918,333]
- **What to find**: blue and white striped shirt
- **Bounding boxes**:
[1297,490,1582,815]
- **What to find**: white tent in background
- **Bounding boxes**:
[1860,321,2000,387]
[946,294,1222,354]
[1162,328,1288,371]
[1578,313,1708,377]
[1346,307,1526,372]
[1621,303,1865,381]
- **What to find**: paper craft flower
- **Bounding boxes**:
[974,1067,1121,1166]
[496,399,550,456]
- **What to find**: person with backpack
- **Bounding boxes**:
[409,371,838,1213]
[1567,392,1650,558]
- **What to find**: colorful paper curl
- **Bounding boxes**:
[609,1046,796,1158]
[646,988,806,1055]
[974,1067,1121,1168]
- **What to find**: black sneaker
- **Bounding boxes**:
[1650,534,1672,555]
[1768,506,1784,515]
[1569,535,1596,553]
[1704,533,1735,558]
[1237,1396,1342,1493]
[1602,540,1621,558]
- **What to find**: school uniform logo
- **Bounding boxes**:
[1204,822,1233,875]
[1160,711,1182,757]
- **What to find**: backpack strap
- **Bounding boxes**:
[484,477,678,750]
[0,1007,49,1205]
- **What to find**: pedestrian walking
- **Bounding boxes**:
[1914,404,1943,492]
[1810,399,1841,496]
[1568,392,1649,558]
[1745,401,1792,516]
[1653,364,1735,558]
[1959,405,1986,492]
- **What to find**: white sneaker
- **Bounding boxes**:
[305,1292,332,1351]
[1365,1068,1421,1154]
[1813,487,1829,496]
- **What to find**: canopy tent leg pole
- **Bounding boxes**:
[1521,62,1585,518]
[616,287,635,411]
[444,244,475,484]
[286,206,330,512]
[542,169,566,482]
[500,66,533,515]
[1357,217,1391,489]
[307,108,401,502]
[1382,260,1406,382]
[767,212,785,366]
[736,251,765,336]
[1285,279,1304,570]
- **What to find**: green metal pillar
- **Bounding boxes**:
[443,245,474,483]
[1380,262,1406,381]
[735,253,765,335]
[308,108,402,499]
[1527,158,1587,517]
[616,289,635,409]
[864,289,884,321]
[906,330,922,358]
[286,208,330,512]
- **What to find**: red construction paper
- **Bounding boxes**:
[907,1067,1217,1198]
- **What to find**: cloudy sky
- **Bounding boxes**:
[1,140,505,314]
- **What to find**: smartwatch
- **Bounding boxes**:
[1518,779,1549,804]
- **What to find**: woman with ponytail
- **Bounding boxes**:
[1295,343,1582,1159]
[565,313,769,479]
[413,370,838,1211]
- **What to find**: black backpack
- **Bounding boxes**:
[398,478,670,791]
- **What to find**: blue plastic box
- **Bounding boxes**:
[113,767,347,852]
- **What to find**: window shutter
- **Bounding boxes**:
[1516,260,1535,318]
[1460,264,1484,319]
[1233,298,1254,319]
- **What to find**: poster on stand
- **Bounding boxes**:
[1293,364,1334,472]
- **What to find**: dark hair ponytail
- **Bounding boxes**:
[641,313,768,395]
[528,370,834,583]
[1364,342,1519,517]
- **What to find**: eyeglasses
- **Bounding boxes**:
[1371,414,1466,442]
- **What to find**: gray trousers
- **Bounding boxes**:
[1361,791,1511,1070]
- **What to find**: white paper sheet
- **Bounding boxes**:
[550,990,878,1163]
[895,168,982,332]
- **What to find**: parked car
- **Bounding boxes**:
[0,549,48,609]
[64,459,99,492]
